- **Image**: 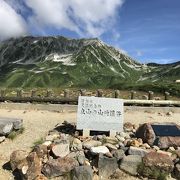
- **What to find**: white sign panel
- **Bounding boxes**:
[77,96,124,132]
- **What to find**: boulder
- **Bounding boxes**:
[0,121,13,135]
[90,146,109,154]
[120,155,142,175]
[142,152,174,177]
[10,150,29,171]
[34,174,48,180]
[51,143,69,157]
[136,123,155,146]
[22,152,42,180]
[98,153,118,179]
[0,117,23,130]
[42,157,79,178]
[71,165,93,180]
[83,140,102,149]
[128,146,149,157]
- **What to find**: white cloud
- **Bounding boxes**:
[0,0,27,40]
[25,0,124,37]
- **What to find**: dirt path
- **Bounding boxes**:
[0,108,179,179]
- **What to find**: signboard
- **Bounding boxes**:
[77,96,124,132]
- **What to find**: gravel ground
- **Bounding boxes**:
[0,108,179,179]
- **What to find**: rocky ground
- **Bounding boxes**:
[0,108,179,179]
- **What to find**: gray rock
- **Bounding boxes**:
[90,146,109,154]
[83,140,102,149]
[120,155,142,175]
[71,138,83,151]
[98,153,118,179]
[51,143,69,157]
[112,149,124,161]
[0,136,5,143]
[77,151,86,165]
[128,146,149,157]
[104,143,117,150]
[42,157,79,178]
[71,165,93,180]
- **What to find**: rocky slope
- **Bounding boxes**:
[0,36,179,91]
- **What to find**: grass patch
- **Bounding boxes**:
[7,127,25,140]
[32,137,44,148]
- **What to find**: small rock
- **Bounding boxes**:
[175,150,180,158]
[168,146,176,152]
[141,143,151,149]
[124,122,134,132]
[128,146,149,157]
[152,145,160,151]
[105,137,118,144]
[77,151,86,165]
[166,111,173,116]
[0,136,5,143]
[130,139,142,147]
[83,140,102,149]
[116,135,125,142]
[71,138,83,151]
[97,135,103,140]
[34,174,48,180]
[71,166,93,180]
[90,146,109,154]
[32,145,48,159]
[112,149,124,161]
[74,131,79,138]
[157,150,172,157]
[173,163,180,179]
[120,155,142,175]
[105,152,113,158]
[43,141,52,146]
[104,143,117,150]
[51,143,69,157]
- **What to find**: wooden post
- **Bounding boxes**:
[96,89,103,97]
[114,90,120,98]
[17,89,22,98]
[130,90,136,99]
[164,92,170,100]
[1,89,6,98]
[46,90,52,97]
[148,91,154,100]
[64,89,69,98]
[31,89,36,97]
[80,89,86,96]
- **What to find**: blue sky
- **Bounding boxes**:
[0,0,180,64]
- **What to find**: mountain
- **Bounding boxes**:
[0,36,179,95]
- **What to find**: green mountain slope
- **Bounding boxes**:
[0,36,179,95]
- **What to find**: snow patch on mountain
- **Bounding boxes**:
[45,53,76,66]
